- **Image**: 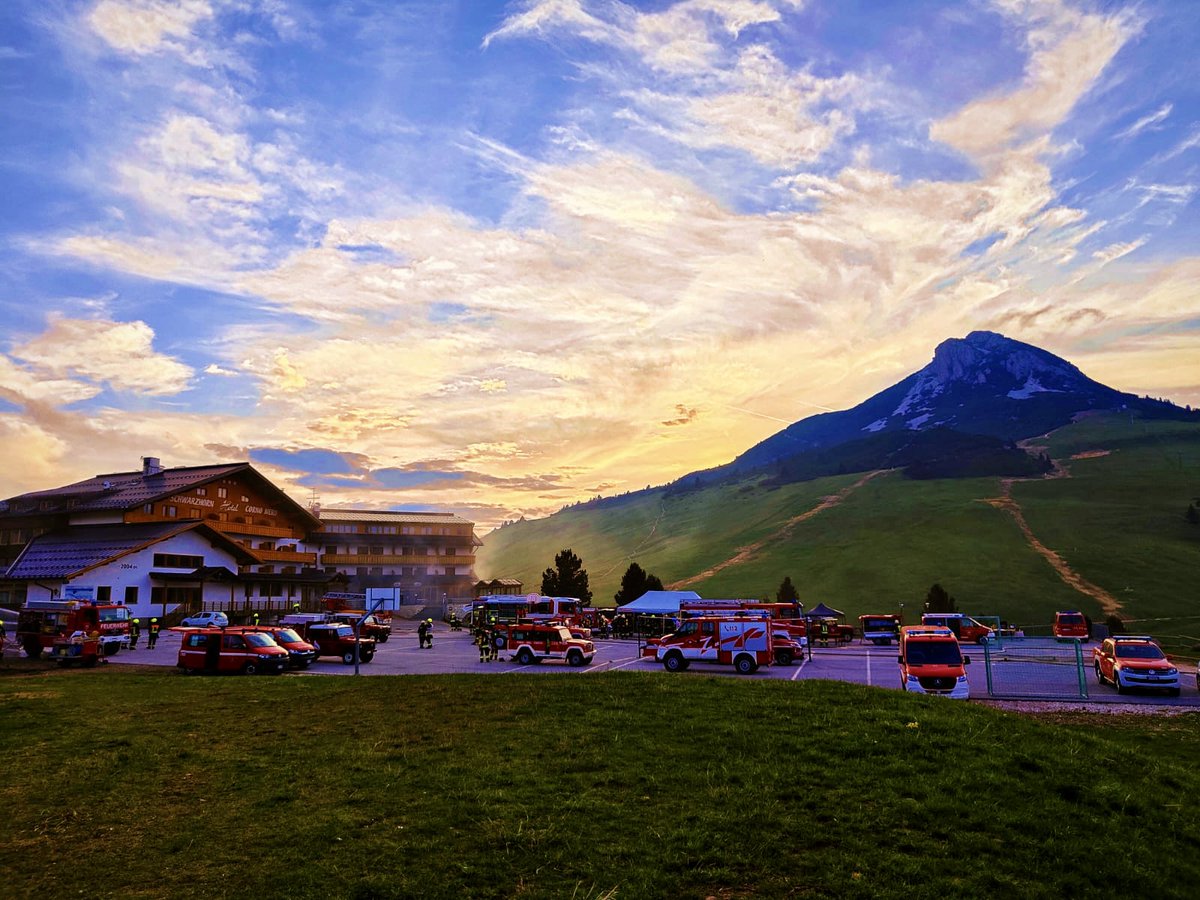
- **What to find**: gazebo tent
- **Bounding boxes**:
[615,590,701,616]
[804,602,846,619]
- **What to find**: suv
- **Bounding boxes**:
[1093,636,1180,696]
[494,623,594,667]
[1052,611,1089,641]
[304,622,376,665]
[180,611,229,628]
[329,612,391,643]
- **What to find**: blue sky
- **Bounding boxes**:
[0,0,1197,529]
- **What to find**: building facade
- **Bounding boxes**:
[0,458,479,619]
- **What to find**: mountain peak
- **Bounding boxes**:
[927,331,1085,388]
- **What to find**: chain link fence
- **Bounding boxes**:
[981,637,1089,699]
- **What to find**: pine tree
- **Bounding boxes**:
[776,576,799,603]
[540,548,592,602]
[924,583,958,613]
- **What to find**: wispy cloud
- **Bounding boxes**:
[1114,102,1172,141]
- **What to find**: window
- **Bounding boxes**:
[223,634,246,649]
[96,586,112,602]
[370,567,383,576]
[356,567,368,576]
[143,503,153,514]
[164,505,177,518]
[445,567,456,576]
[124,586,138,604]
[370,546,384,555]
[153,553,203,569]
[217,487,227,499]
[196,487,207,496]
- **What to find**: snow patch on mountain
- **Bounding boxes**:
[1007,376,1060,400]
[862,418,888,433]
[907,413,933,429]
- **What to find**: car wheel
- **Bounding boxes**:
[663,651,685,672]
[361,651,374,663]
[567,650,584,667]
[243,662,258,675]
[516,648,535,665]
[376,633,389,643]
[1094,663,1105,685]
[775,650,793,666]
[342,651,356,665]
[1114,671,1126,694]
[734,654,757,675]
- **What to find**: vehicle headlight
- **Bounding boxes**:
[1164,668,1178,676]
[257,654,274,660]
[957,675,968,682]
[906,674,920,683]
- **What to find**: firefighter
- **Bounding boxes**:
[129,618,141,649]
[478,625,489,663]
[147,618,160,649]
[417,618,429,649]
[251,611,260,626]
[423,618,434,649]
[449,612,460,631]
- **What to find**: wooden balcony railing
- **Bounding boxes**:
[320,554,474,566]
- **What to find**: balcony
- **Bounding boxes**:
[252,548,318,565]
[210,521,303,540]
[320,554,474,566]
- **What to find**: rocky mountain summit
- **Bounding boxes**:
[686,331,1190,487]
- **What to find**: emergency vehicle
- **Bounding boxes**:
[49,631,105,668]
[471,596,530,627]
[227,625,317,669]
[17,599,131,659]
[1052,611,1089,641]
[523,596,588,627]
[494,623,595,667]
[328,612,391,643]
[859,614,902,645]
[655,616,774,674]
[679,599,808,640]
[1093,635,1180,696]
[920,613,993,644]
[281,615,377,664]
[177,628,290,675]
[897,625,972,699]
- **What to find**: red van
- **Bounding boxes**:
[229,625,317,669]
[1052,611,1089,641]
[898,626,971,699]
[177,628,289,675]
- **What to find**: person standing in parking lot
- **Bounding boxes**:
[129,618,140,649]
[147,618,160,649]
[417,618,429,649]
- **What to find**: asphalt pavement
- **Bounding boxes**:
[75,623,1200,707]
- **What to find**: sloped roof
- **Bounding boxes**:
[805,602,845,619]
[317,508,475,527]
[6,522,258,580]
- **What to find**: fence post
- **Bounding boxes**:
[983,638,994,697]
[1076,639,1088,699]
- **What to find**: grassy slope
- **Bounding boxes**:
[2,672,1199,900]
[477,417,1200,643]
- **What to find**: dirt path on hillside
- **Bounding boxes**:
[979,456,1122,617]
[665,470,891,590]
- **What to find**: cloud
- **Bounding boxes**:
[1114,102,1172,141]
[4,314,194,399]
[89,0,214,57]
[931,0,1140,162]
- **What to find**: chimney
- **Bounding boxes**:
[142,457,163,476]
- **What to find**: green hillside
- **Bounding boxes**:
[477,415,1200,654]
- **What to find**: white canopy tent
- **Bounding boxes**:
[615,590,701,616]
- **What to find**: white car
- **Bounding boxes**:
[180,611,229,628]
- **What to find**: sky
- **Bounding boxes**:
[1,0,1198,532]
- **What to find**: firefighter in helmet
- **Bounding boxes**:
[417,618,429,649]
[423,618,434,649]
[147,617,160,649]
[129,617,141,650]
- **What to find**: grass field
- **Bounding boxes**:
[477,416,1200,651]
[2,669,1199,898]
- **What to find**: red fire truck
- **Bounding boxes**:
[17,599,131,659]
[678,599,808,640]
[654,616,774,674]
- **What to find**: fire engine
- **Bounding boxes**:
[678,599,808,640]
[655,616,774,674]
[17,599,131,659]
[494,622,595,667]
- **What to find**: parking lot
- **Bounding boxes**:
[89,621,1200,707]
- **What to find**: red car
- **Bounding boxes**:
[1093,636,1180,696]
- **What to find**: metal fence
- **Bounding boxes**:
[981,637,1089,699]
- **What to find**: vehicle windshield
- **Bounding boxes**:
[554,627,572,642]
[863,619,897,631]
[1058,614,1084,625]
[905,642,962,666]
[99,607,130,623]
[274,629,302,643]
[1114,643,1164,660]
[244,633,278,648]
[674,621,697,637]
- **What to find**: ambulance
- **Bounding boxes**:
[655,616,773,675]
[897,625,972,699]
